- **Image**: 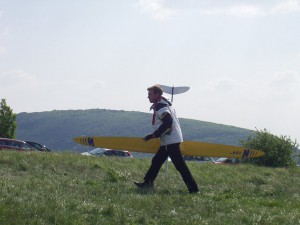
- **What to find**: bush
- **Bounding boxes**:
[241,129,298,167]
[0,99,17,139]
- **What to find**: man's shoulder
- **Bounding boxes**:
[155,103,168,111]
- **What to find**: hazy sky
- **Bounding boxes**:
[1,0,300,141]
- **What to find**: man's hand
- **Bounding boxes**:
[143,134,154,142]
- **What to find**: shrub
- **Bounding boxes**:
[0,99,17,139]
[241,129,298,167]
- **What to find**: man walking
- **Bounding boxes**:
[134,85,199,193]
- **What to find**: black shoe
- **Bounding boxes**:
[134,180,153,188]
[188,188,199,194]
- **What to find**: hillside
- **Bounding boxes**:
[1,151,299,225]
[16,109,254,151]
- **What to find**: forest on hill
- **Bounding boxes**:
[16,109,254,151]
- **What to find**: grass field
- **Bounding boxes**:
[0,151,299,225]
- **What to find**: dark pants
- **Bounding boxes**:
[144,143,199,192]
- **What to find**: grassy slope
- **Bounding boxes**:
[1,151,299,225]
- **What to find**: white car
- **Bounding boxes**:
[81,148,106,156]
[214,158,239,164]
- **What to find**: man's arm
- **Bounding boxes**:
[144,112,173,141]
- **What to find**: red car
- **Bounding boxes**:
[0,138,35,151]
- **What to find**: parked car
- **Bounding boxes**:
[81,148,133,158]
[0,138,35,151]
[183,156,213,163]
[25,141,51,152]
[213,158,239,164]
[102,149,133,158]
[81,148,107,156]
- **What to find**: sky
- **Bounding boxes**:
[0,0,300,141]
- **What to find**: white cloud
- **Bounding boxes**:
[0,69,108,94]
[205,77,239,93]
[41,79,107,93]
[0,27,9,36]
[198,4,264,17]
[136,0,178,21]
[0,11,9,36]
[271,0,300,14]
[136,0,300,19]
[297,53,300,61]
[0,46,6,54]
[227,5,264,16]
[235,71,300,105]
[197,71,300,106]
[202,1,300,16]
[269,70,300,91]
[0,69,40,88]
[90,80,107,89]
[190,72,300,139]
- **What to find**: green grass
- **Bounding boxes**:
[0,151,300,225]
